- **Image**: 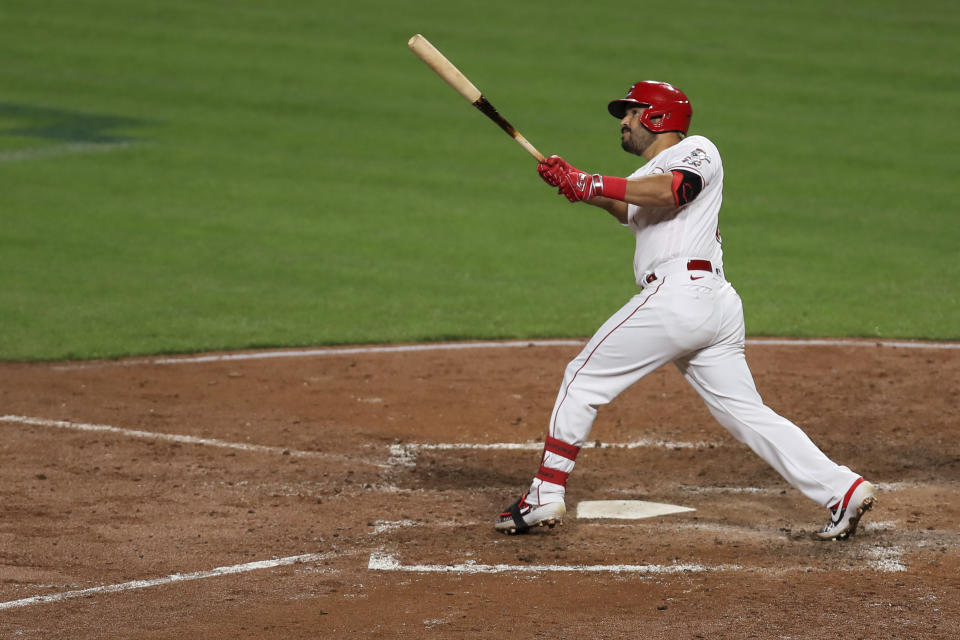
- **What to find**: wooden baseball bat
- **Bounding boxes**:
[407,34,545,162]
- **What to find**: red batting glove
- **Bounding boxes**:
[558,169,598,202]
[536,155,572,187]
[558,169,628,203]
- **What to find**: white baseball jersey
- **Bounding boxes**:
[626,135,724,284]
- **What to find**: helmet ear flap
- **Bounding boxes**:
[639,108,669,133]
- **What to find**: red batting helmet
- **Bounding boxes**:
[607,81,692,134]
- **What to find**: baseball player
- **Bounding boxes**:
[495,81,876,540]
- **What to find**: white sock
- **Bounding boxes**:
[528,478,565,506]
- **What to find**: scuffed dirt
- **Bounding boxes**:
[0,339,957,638]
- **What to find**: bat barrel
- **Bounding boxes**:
[408,34,482,103]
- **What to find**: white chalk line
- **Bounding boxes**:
[368,518,904,537]
[401,439,721,451]
[367,552,741,575]
[367,551,904,575]
[1,418,713,470]
[50,340,586,370]
[49,337,960,370]
[746,338,959,350]
[0,415,384,467]
[0,416,725,472]
[0,552,331,611]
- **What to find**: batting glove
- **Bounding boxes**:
[536,155,572,187]
[558,169,628,203]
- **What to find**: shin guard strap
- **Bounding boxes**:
[536,465,570,486]
[544,435,580,461]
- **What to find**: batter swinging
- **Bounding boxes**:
[495,81,876,540]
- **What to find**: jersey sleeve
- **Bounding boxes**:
[665,136,720,187]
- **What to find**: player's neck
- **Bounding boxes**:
[642,133,683,161]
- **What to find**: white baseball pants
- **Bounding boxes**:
[530,259,860,509]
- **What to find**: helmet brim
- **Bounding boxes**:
[607,99,648,119]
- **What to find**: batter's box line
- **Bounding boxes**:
[367,551,742,575]
[0,414,385,468]
[0,552,341,612]
[368,549,906,575]
[387,438,725,468]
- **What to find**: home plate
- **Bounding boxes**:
[577,500,695,520]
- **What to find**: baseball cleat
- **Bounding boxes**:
[495,493,566,535]
[815,478,876,541]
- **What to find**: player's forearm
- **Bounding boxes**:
[537,156,676,211]
[586,174,673,223]
[586,196,629,224]
[586,174,673,220]
[623,173,675,208]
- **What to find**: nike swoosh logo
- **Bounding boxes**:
[830,506,846,526]
[690,275,705,281]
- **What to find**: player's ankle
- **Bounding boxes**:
[529,480,566,506]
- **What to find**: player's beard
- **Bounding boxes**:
[621,124,656,156]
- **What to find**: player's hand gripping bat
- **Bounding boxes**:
[407,34,545,162]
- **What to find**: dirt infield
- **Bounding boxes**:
[1,339,958,639]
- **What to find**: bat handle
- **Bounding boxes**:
[517,136,545,162]
[472,95,545,162]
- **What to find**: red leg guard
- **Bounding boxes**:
[544,435,580,461]
[536,465,570,486]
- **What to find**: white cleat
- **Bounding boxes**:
[816,478,876,541]
[495,493,566,535]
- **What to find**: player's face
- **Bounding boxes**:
[620,107,658,156]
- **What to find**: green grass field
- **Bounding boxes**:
[1,0,958,361]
